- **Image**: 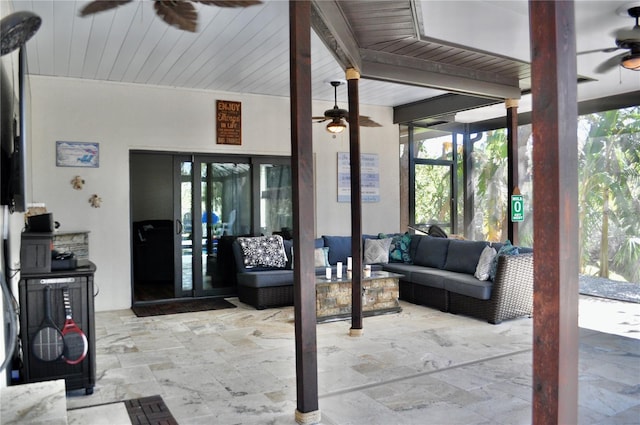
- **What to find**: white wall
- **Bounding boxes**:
[27,76,400,311]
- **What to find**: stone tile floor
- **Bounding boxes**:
[57,295,639,425]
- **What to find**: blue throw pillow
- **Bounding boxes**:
[489,240,519,281]
[322,235,351,265]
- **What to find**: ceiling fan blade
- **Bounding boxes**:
[358,115,382,128]
[595,53,626,74]
[312,116,329,123]
[196,0,263,7]
[154,0,198,32]
[79,0,132,17]
[614,26,640,42]
[577,47,620,55]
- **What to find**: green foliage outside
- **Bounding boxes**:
[469,106,640,283]
[577,107,640,283]
[414,163,450,226]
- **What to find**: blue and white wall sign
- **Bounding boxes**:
[337,152,380,203]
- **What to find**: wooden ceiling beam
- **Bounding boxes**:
[311,0,362,71]
[360,49,521,99]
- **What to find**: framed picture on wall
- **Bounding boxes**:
[337,152,380,202]
[56,141,99,168]
[216,100,242,145]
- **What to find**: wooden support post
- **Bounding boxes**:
[529,1,579,424]
[506,98,519,246]
[347,68,364,337]
[289,1,320,423]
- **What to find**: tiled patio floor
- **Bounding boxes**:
[58,295,639,424]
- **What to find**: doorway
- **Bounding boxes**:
[130,151,291,304]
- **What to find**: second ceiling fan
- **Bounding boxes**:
[313,81,381,134]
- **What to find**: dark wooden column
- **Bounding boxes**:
[289,1,320,423]
[506,98,520,246]
[529,1,579,424]
[346,68,364,336]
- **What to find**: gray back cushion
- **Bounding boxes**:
[443,240,488,274]
[413,235,450,269]
[409,234,427,262]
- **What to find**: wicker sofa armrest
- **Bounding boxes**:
[448,252,534,323]
[489,252,534,323]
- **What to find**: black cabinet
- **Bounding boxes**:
[132,220,174,282]
[18,262,96,394]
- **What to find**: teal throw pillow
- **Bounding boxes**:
[489,240,519,281]
[389,232,412,263]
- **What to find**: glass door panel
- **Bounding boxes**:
[414,163,452,232]
[411,129,457,234]
[198,161,250,295]
[259,164,292,236]
[200,162,220,292]
[177,159,194,295]
[172,155,290,299]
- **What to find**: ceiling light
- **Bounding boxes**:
[621,53,640,70]
[326,118,347,134]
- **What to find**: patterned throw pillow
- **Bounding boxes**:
[380,232,412,263]
[489,240,519,281]
[364,237,393,264]
[474,245,497,281]
[237,235,288,269]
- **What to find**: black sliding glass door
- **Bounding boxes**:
[131,151,291,303]
[174,155,291,299]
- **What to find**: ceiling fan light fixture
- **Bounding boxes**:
[326,119,347,134]
[621,52,640,70]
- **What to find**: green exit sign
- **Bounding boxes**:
[511,195,524,222]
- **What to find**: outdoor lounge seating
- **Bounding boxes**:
[232,233,534,324]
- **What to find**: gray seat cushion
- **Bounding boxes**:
[443,273,493,299]
[382,263,422,275]
[237,270,294,288]
[410,268,456,289]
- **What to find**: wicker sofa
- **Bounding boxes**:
[232,233,534,324]
[382,234,533,324]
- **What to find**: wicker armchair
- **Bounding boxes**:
[236,279,294,310]
[448,253,534,324]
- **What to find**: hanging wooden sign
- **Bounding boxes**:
[216,100,242,145]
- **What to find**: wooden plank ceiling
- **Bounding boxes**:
[313,0,527,100]
[5,0,636,122]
